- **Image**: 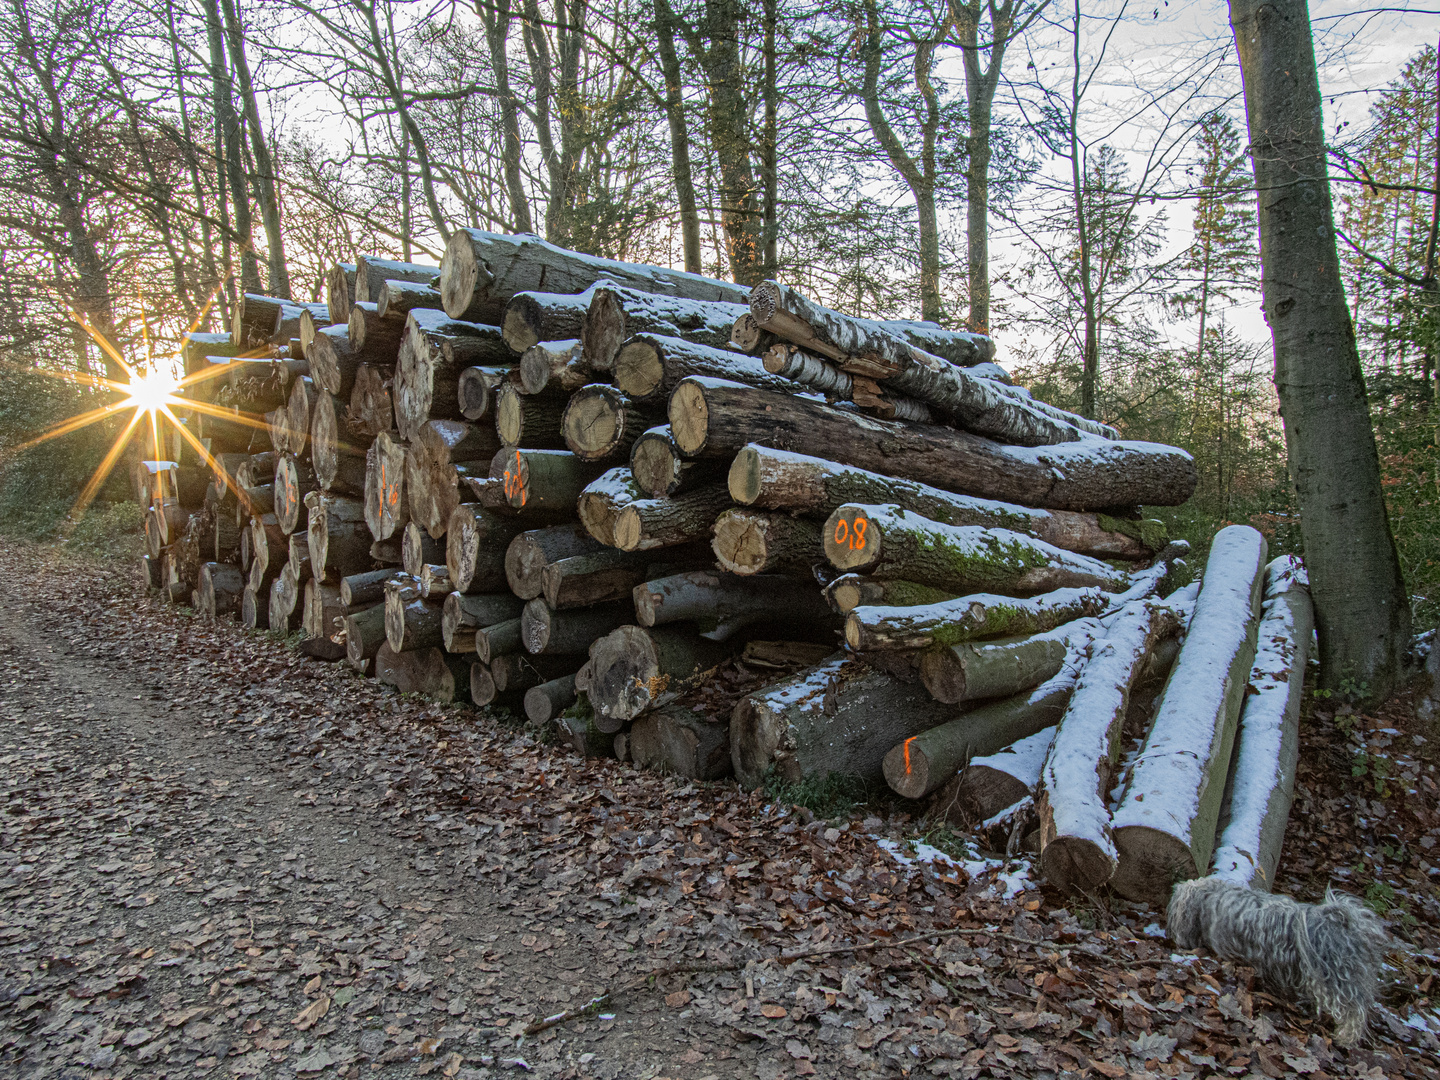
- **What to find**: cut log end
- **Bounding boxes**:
[1039,833,1119,897]
[669,380,709,456]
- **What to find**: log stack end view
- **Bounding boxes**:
[138,229,1308,904]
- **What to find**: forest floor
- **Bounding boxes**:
[1,543,1438,1080]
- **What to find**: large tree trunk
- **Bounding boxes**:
[730,446,1162,558]
[397,310,513,440]
[1228,0,1410,699]
[407,420,503,537]
[438,229,747,324]
[496,384,568,449]
[1211,557,1313,889]
[523,674,579,726]
[711,510,820,576]
[326,263,357,325]
[310,391,368,495]
[447,504,525,594]
[731,654,957,790]
[348,364,395,437]
[653,0,703,274]
[520,598,632,656]
[457,365,509,423]
[348,301,407,357]
[577,467,645,546]
[669,378,1196,511]
[306,493,372,581]
[518,341,591,395]
[561,385,661,463]
[374,644,471,702]
[613,484,734,553]
[583,286,749,371]
[1110,527,1267,903]
[488,448,607,516]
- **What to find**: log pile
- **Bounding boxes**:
[136,230,1304,903]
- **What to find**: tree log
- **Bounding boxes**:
[630,426,724,498]
[397,310,514,439]
[273,454,317,535]
[375,279,442,320]
[670,378,1196,511]
[306,324,361,398]
[287,533,311,580]
[613,484,733,553]
[583,283,749,371]
[297,309,328,361]
[363,433,409,541]
[241,584,269,629]
[445,503,523,593]
[634,570,834,640]
[630,706,731,780]
[823,574,955,615]
[374,644,470,702]
[1110,526,1268,904]
[731,654,957,789]
[385,593,446,652]
[561,384,659,462]
[306,493,372,581]
[950,727,1059,827]
[1211,557,1313,890]
[712,509,819,575]
[613,333,796,405]
[497,383,568,448]
[587,624,733,730]
[1036,601,1187,892]
[269,563,305,632]
[502,284,601,352]
[880,620,1105,800]
[488,448,606,515]
[326,262,357,325]
[441,592,525,652]
[518,340,590,395]
[457,365,509,422]
[401,521,445,578]
[491,652,578,694]
[520,598,631,656]
[845,586,1114,652]
[355,256,438,303]
[340,568,405,607]
[439,228,747,324]
[348,300,406,358]
[419,563,453,598]
[249,513,288,577]
[282,376,318,456]
[523,675,579,726]
[504,523,605,599]
[475,618,523,664]
[728,312,775,354]
[310,391,368,495]
[825,504,1132,600]
[730,446,1163,558]
[577,467,644,546]
[198,562,244,619]
[348,363,394,437]
[554,710,617,757]
[406,419,503,536]
[140,555,162,591]
[920,631,1070,706]
[343,602,387,669]
[541,547,706,610]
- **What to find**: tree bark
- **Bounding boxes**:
[587,624,733,729]
[654,0,703,274]
[310,391,368,495]
[348,364,395,437]
[731,654,956,789]
[198,562,244,619]
[419,563,453,599]
[374,644,471,702]
[1229,0,1411,698]
[348,301,406,357]
[824,574,956,615]
[457,366,510,422]
[630,426,726,498]
[920,631,1069,706]
[343,603,387,669]
[326,263,357,326]
[488,448,607,515]
[542,549,693,610]
[401,522,446,579]
[671,378,1194,511]
[397,312,515,441]
[518,341,590,395]
[582,286,748,371]
[306,493,371,582]
[385,594,446,653]
[731,445,1162,558]
[439,228,747,324]
[341,568,405,608]
[475,618,523,665]
[374,279,442,321]
[946,726,1058,826]
[1110,526,1267,903]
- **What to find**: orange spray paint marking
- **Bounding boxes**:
[851,517,867,550]
[833,519,849,546]
[903,736,916,775]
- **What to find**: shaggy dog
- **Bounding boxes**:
[1167,876,1388,1046]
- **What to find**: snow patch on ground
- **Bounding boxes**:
[873,836,1035,900]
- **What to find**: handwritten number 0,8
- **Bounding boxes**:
[833,516,867,551]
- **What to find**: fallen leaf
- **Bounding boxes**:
[761,1004,788,1019]
[1090,1059,1127,1079]
[292,995,330,1030]
[416,1035,443,1055]
[664,990,691,1009]
[304,974,322,995]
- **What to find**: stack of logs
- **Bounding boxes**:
[135,230,1307,901]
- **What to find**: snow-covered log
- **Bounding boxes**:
[1110,525,1268,904]
[729,446,1162,559]
[1211,557,1313,890]
[561,384,661,462]
[613,334,797,405]
[950,727,1058,826]
[582,283,749,370]
[517,340,590,395]
[1037,598,1187,893]
[612,484,733,552]
[577,467,644,546]
[823,574,955,615]
[501,284,602,353]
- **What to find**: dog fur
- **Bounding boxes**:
[1167,876,1388,1046]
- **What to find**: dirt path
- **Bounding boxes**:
[1,544,1437,1080]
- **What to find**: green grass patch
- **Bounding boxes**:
[763,770,876,820]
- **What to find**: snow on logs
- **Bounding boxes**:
[668,378,1196,512]
[1109,526,1268,903]
[1210,557,1313,890]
